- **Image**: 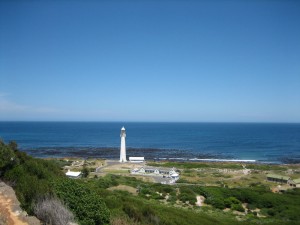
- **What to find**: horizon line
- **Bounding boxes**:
[0,120,300,124]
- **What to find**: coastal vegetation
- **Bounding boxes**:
[0,140,110,225]
[148,161,297,188]
[1,139,300,225]
[147,161,288,171]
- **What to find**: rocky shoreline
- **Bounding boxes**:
[21,147,300,164]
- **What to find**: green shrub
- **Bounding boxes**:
[123,202,143,222]
[2,148,64,214]
[53,179,110,225]
[81,167,90,178]
[178,187,196,205]
[224,197,241,208]
[167,194,177,203]
[0,141,17,172]
[231,204,244,212]
[176,178,189,183]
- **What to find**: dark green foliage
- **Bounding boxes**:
[95,173,300,222]
[0,141,110,225]
[193,186,227,209]
[2,145,64,214]
[81,166,90,178]
[191,185,300,221]
[0,141,17,172]
[5,166,51,212]
[95,174,143,189]
[231,204,244,212]
[101,186,237,225]
[48,159,72,168]
[224,197,241,208]
[96,174,120,188]
[8,140,18,151]
[53,179,110,225]
[167,194,177,203]
[123,202,143,221]
[224,196,244,212]
[178,186,196,205]
[91,175,246,225]
[103,195,120,210]
[139,186,152,195]
[224,197,240,206]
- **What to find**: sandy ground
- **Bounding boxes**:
[195,195,205,207]
[0,182,40,225]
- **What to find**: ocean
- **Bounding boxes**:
[0,122,300,164]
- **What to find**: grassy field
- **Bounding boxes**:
[146,161,300,189]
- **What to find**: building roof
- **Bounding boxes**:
[267,174,290,181]
[293,178,300,184]
[145,168,159,171]
[129,157,145,160]
[170,172,179,177]
[66,170,81,177]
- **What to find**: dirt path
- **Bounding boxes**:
[0,182,40,225]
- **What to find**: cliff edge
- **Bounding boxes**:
[0,181,40,225]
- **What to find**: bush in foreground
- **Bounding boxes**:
[53,179,110,225]
[34,196,75,225]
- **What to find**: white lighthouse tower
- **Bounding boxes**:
[119,126,127,162]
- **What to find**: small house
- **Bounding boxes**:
[292,178,300,188]
[138,167,145,173]
[145,168,160,174]
[66,170,81,179]
[159,169,171,175]
[266,174,291,184]
[170,172,180,181]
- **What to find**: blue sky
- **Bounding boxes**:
[0,0,300,122]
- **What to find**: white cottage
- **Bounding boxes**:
[66,169,81,179]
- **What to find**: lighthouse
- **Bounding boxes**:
[119,126,127,162]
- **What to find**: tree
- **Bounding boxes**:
[0,142,16,172]
[8,141,18,151]
[81,166,90,178]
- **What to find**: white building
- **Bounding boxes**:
[131,167,178,177]
[120,126,127,162]
[129,157,145,163]
[66,169,81,179]
[170,172,180,181]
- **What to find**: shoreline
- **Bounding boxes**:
[19,146,300,165]
[42,156,300,167]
